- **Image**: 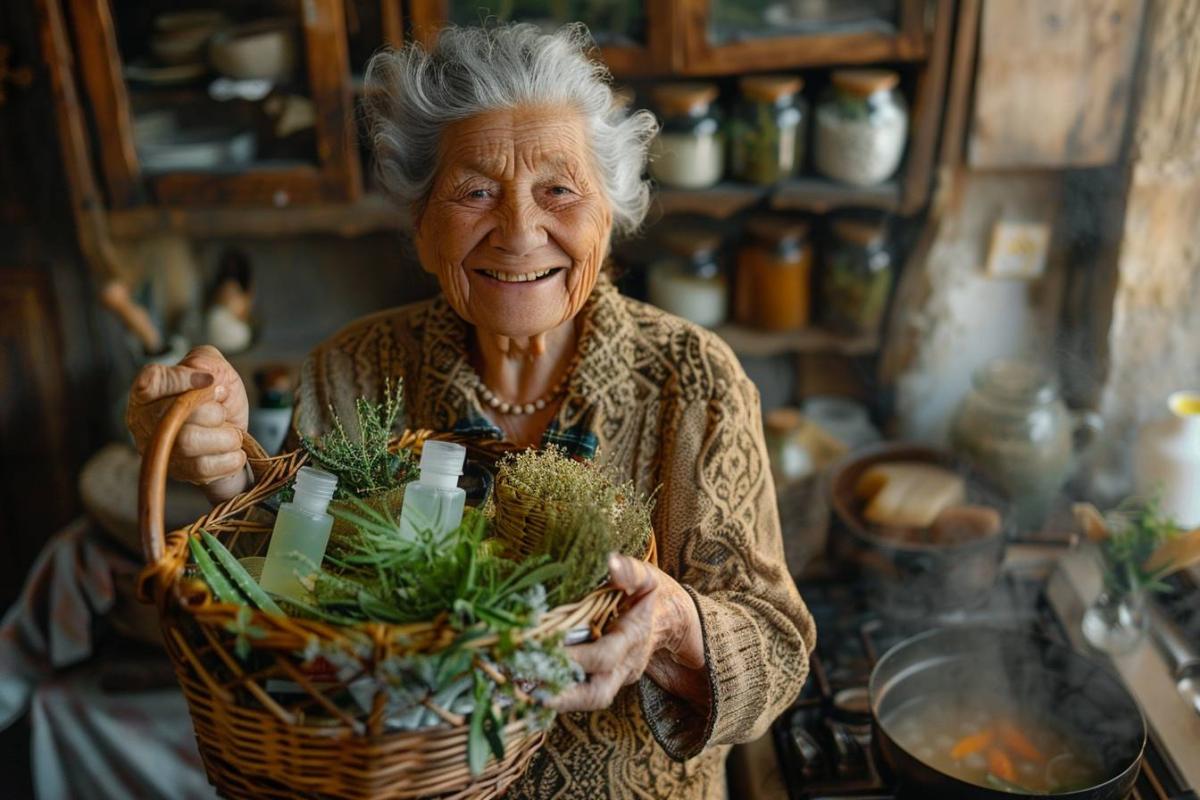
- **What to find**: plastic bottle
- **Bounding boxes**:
[399,441,467,541]
[259,466,338,602]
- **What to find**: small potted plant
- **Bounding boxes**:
[1074,496,1200,654]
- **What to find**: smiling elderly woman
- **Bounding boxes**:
[125,23,814,800]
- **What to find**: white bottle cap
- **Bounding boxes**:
[419,441,466,490]
[293,466,338,515]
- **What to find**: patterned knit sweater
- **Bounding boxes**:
[293,277,816,799]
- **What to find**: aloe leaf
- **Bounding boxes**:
[200,529,285,616]
[189,537,243,605]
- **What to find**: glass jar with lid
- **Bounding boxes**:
[814,69,908,186]
[950,358,1102,530]
[647,227,728,327]
[649,83,724,190]
[729,74,806,185]
[820,216,894,335]
[735,214,812,331]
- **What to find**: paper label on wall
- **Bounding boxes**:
[986,220,1051,279]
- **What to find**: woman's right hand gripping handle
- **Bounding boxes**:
[126,344,252,503]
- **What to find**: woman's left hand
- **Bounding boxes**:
[550,554,709,713]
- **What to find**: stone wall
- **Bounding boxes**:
[1093,0,1200,496]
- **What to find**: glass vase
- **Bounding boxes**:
[1081,586,1148,655]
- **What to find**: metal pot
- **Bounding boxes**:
[827,443,1009,617]
[869,627,1145,799]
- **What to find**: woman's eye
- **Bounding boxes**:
[467,188,491,200]
[548,186,574,197]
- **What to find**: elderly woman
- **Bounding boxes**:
[126,24,814,799]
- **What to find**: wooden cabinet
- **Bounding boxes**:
[68,0,370,209]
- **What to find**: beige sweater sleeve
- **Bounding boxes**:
[639,338,816,761]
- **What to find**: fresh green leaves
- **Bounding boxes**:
[1100,494,1181,594]
[301,379,417,499]
[190,529,284,615]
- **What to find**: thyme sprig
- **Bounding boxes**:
[300,379,417,499]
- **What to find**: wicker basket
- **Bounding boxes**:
[137,387,656,799]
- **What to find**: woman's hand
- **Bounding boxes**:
[550,554,709,713]
[126,345,251,502]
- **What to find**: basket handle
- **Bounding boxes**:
[137,385,219,566]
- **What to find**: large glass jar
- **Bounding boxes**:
[814,69,908,186]
[647,228,728,327]
[820,216,893,335]
[735,214,811,331]
[729,74,806,185]
[950,359,1103,531]
[649,83,724,189]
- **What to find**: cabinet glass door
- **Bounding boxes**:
[409,0,672,76]
[71,0,359,207]
[709,0,898,44]
[682,0,924,75]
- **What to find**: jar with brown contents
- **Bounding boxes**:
[735,214,812,331]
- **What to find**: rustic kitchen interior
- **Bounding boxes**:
[2,0,1199,798]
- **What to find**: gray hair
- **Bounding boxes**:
[363,23,657,237]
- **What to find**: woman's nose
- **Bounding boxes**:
[490,194,547,256]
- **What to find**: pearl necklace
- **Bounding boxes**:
[470,365,574,416]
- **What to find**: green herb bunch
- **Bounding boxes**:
[496,446,654,605]
[300,379,417,499]
[299,504,564,628]
[1100,494,1180,595]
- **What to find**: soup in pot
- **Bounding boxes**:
[883,701,1106,794]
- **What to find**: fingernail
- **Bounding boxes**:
[190,372,214,389]
[214,385,227,401]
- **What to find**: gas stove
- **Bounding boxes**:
[763,559,1198,800]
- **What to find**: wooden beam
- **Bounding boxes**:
[65,0,140,208]
[900,0,955,214]
[36,0,122,278]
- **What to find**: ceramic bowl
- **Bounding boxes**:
[209,19,297,81]
[150,11,227,65]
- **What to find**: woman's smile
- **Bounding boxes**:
[474,266,566,284]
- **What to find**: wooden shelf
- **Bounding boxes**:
[652,177,904,220]
[653,182,769,219]
[772,177,901,213]
[713,324,877,357]
[108,193,405,239]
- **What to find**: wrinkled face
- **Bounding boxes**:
[414,105,613,340]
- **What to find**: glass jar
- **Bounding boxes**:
[814,69,908,186]
[647,228,727,327]
[735,214,811,331]
[1082,585,1147,655]
[764,407,814,484]
[950,359,1103,530]
[729,74,806,185]
[649,83,724,189]
[820,216,893,335]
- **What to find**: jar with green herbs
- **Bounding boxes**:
[820,216,893,335]
[729,74,806,185]
[815,69,907,186]
[649,83,724,189]
[735,214,811,331]
[647,228,727,328]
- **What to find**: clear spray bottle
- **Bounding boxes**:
[398,440,467,540]
[259,466,338,602]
